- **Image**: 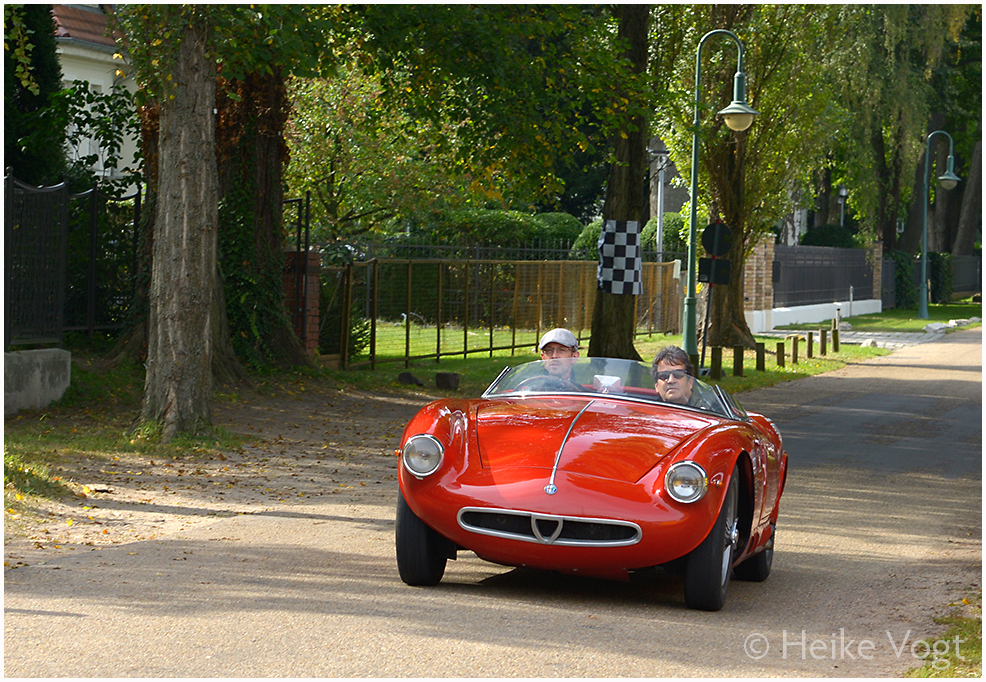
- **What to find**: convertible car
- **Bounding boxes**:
[395,357,788,611]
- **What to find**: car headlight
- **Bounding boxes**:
[665,461,708,503]
[401,434,444,477]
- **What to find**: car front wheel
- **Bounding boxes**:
[684,464,740,611]
[734,522,774,582]
[396,491,450,586]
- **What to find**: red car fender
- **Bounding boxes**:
[646,422,762,561]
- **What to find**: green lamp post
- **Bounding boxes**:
[683,29,758,358]
[918,131,961,319]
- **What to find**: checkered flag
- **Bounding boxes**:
[597,220,642,295]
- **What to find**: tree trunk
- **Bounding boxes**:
[705,134,757,351]
[587,4,648,361]
[952,130,981,257]
[140,20,218,441]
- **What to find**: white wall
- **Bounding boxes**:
[745,299,883,334]
[57,42,140,189]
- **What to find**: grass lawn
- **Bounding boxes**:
[777,300,982,333]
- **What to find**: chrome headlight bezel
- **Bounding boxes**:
[401,434,445,477]
[665,461,708,503]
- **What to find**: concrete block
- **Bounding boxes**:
[5,349,72,415]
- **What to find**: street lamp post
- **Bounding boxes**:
[918,131,961,319]
[838,185,848,227]
[648,145,671,257]
[683,29,758,358]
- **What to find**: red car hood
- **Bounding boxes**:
[475,397,719,483]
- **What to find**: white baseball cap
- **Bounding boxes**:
[538,328,579,350]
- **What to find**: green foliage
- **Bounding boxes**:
[218,185,293,369]
[285,66,476,242]
[928,252,953,304]
[799,223,858,248]
[4,3,67,185]
[429,209,544,247]
[642,213,688,254]
[114,5,341,102]
[570,218,603,260]
[534,212,584,246]
[64,196,138,331]
[54,82,142,193]
[888,250,918,309]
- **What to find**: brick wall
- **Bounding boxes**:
[283,251,320,355]
[743,238,775,312]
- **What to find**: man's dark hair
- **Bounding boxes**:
[651,345,694,382]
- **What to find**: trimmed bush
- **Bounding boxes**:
[570,219,603,260]
[888,250,917,309]
[642,213,687,254]
[432,209,542,246]
[799,223,857,248]
[928,252,953,304]
[534,212,584,246]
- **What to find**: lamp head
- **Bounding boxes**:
[718,100,759,132]
[938,171,960,191]
[939,154,960,191]
[719,70,758,131]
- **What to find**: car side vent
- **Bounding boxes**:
[457,508,641,547]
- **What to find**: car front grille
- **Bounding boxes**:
[457,507,641,547]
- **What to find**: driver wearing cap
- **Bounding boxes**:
[538,328,580,382]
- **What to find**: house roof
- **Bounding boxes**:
[52,5,118,51]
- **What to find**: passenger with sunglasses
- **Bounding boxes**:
[651,345,714,410]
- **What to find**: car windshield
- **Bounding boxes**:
[484,357,735,419]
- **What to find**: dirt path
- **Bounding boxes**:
[4,383,429,569]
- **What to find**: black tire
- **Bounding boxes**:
[684,464,740,611]
[734,522,775,582]
[395,491,449,586]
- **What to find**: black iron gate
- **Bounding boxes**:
[4,172,142,348]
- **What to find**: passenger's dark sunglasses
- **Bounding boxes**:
[655,369,688,382]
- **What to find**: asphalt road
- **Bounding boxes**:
[4,328,981,677]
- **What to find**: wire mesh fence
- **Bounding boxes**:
[321,259,681,368]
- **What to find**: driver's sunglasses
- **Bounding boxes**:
[655,369,688,382]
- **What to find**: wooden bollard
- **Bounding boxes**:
[756,342,765,372]
[820,329,828,356]
[807,331,814,358]
[733,345,744,377]
[790,335,800,365]
[776,341,785,368]
[832,328,840,352]
[688,354,700,376]
[711,347,722,380]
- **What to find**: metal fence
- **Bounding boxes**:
[952,255,982,294]
[323,259,681,368]
[5,175,70,346]
[773,245,874,307]
[4,173,142,347]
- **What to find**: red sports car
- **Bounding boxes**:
[395,357,788,611]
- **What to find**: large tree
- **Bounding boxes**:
[587,5,650,360]
[114,5,336,440]
[139,15,217,439]
[658,5,840,349]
